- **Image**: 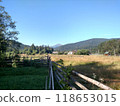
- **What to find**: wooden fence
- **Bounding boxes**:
[5,56,49,67]
[48,56,54,90]
[52,61,113,90]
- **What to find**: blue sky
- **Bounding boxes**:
[1,0,120,46]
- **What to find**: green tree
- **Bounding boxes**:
[76,49,90,55]
[31,44,36,50]
[21,44,54,55]
[98,39,120,55]
[0,5,18,66]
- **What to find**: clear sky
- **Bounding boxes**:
[1,0,120,46]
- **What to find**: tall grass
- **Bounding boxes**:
[0,67,49,90]
[51,55,120,89]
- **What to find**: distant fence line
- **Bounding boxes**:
[5,56,49,66]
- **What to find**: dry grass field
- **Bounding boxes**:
[50,54,120,90]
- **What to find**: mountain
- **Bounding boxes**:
[52,44,62,48]
[55,38,112,51]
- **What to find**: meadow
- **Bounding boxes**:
[50,54,120,90]
[0,66,49,90]
[1,54,120,90]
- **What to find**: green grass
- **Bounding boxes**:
[0,67,49,90]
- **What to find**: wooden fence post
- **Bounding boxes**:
[48,58,54,90]
[51,61,54,90]
[45,76,48,90]
[49,59,52,89]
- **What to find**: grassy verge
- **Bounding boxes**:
[0,67,49,90]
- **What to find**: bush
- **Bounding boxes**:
[12,62,17,68]
[56,59,64,65]
[58,52,64,55]
[75,49,90,55]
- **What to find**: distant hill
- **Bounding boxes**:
[8,38,120,52]
[7,40,30,51]
[19,42,30,50]
[52,44,62,48]
[55,38,113,51]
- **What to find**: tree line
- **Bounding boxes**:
[19,44,54,55]
[75,49,90,55]
[98,39,120,55]
[74,39,120,55]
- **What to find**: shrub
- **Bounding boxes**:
[12,62,17,68]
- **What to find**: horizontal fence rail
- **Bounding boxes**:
[5,56,49,67]
[70,76,88,90]
[72,71,113,90]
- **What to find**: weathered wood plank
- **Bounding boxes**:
[45,76,48,90]
[69,83,77,90]
[49,60,52,89]
[55,70,65,80]
[48,71,52,89]
[52,61,66,68]
[54,71,64,89]
[56,67,66,75]
[72,70,113,90]
[70,76,88,90]
[50,61,54,90]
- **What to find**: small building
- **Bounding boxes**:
[104,51,110,56]
[52,51,58,54]
[68,51,73,55]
